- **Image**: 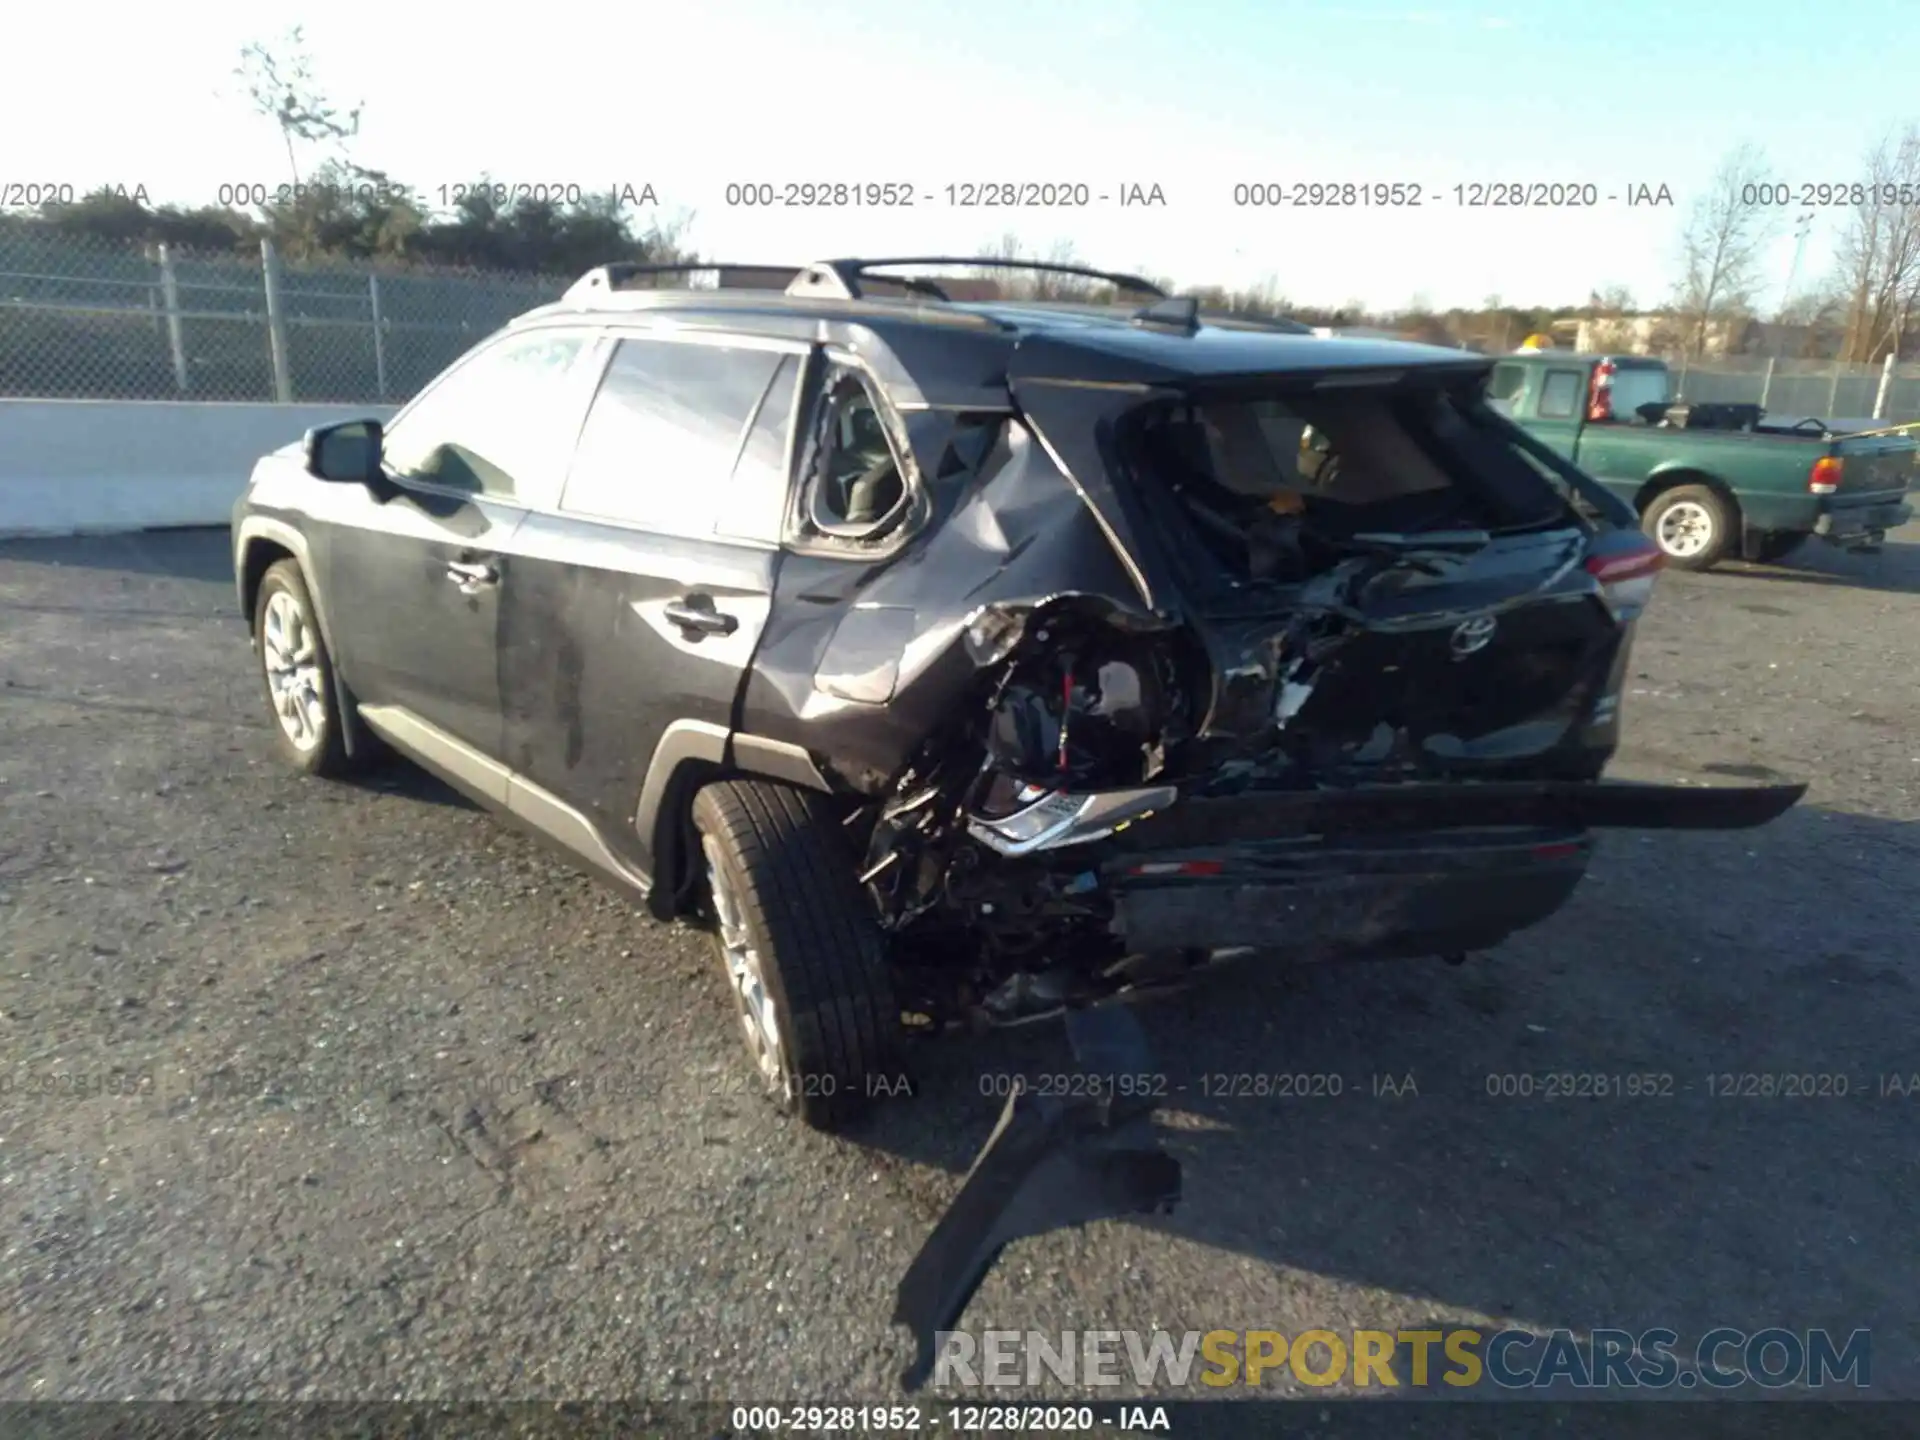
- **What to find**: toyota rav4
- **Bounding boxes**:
[233,258,1804,1373]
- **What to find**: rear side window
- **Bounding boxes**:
[558,336,783,535]
[1487,363,1526,412]
[721,354,801,544]
[1538,369,1583,419]
[793,365,915,544]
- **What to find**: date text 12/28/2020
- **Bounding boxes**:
[1230,181,1676,207]
[206,181,658,210]
[720,181,1167,208]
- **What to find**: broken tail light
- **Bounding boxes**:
[985,631,1177,788]
[1809,456,1843,495]
[1584,531,1663,618]
[967,784,1176,857]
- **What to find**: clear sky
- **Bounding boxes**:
[6,0,1914,310]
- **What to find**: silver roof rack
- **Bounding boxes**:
[558,258,1311,332]
[563,263,804,301]
[788,257,1167,303]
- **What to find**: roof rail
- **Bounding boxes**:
[564,263,803,301]
[786,257,1168,303]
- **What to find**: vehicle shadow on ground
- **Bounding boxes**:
[357,752,480,811]
[0,527,236,586]
[851,800,1919,1391]
[1725,535,1920,594]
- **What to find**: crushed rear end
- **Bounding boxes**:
[882,331,1805,1384]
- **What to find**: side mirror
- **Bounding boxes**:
[304,419,384,484]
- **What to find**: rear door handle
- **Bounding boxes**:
[663,597,738,636]
[445,559,499,589]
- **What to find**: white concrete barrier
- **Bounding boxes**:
[0,399,399,538]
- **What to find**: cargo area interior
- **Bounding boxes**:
[1129,385,1578,591]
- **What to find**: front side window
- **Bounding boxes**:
[381,330,594,504]
[558,336,783,534]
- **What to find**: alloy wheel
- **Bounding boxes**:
[703,833,791,1104]
[261,589,327,751]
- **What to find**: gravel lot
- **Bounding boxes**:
[2,524,1917,1416]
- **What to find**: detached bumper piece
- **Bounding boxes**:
[1108,778,1808,852]
[1110,829,1592,960]
[892,1004,1180,1392]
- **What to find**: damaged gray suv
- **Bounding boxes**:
[235,257,1803,1371]
[236,254,1806,1115]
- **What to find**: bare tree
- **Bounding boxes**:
[235,26,363,189]
[1594,284,1635,316]
[1672,143,1777,358]
[1834,125,1920,362]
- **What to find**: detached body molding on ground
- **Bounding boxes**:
[0,399,397,537]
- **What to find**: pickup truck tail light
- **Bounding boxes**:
[1584,531,1664,617]
[1809,456,1843,495]
[1587,359,1616,422]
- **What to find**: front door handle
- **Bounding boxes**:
[445,559,499,590]
[663,597,738,637]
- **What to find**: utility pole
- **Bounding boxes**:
[1774,210,1816,355]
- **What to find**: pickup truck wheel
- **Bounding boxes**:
[691,778,902,1131]
[1643,484,1732,571]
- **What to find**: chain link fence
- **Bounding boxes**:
[0,225,571,404]
[1668,354,1920,423]
[7,224,1920,421]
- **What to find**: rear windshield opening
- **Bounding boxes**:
[1125,385,1574,589]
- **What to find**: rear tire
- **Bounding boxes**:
[1642,484,1733,571]
[691,779,902,1131]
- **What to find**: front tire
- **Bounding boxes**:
[1643,484,1733,571]
[691,779,902,1131]
[253,560,359,778]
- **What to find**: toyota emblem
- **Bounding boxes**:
[1450,615,1498,656]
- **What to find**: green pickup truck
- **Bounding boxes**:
[1490,352,1916,570]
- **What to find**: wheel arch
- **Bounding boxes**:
[237,536,296,636]
[636,724,836,921]
[235,518,370,760]
[1633,467,1741,528]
